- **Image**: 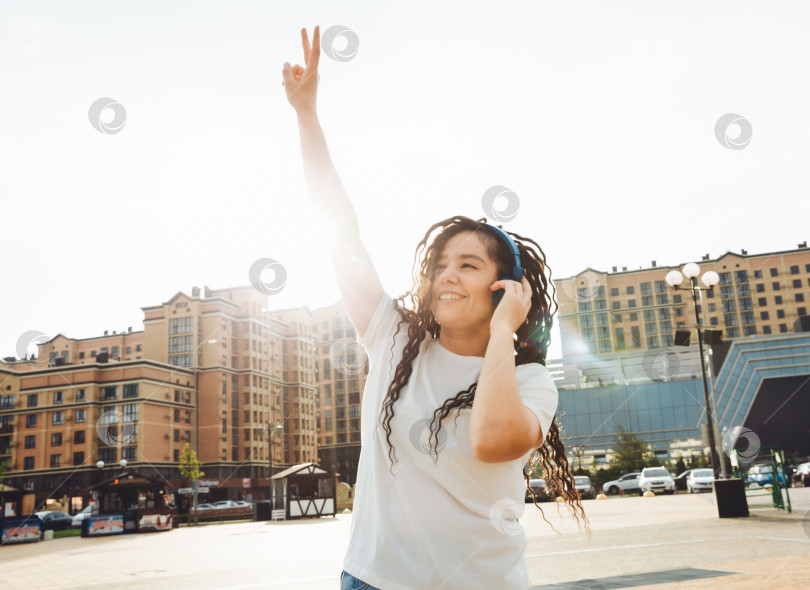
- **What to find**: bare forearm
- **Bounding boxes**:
[470,326,529,458]
[296,108,359,239]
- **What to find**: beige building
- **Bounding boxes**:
[556,243,810,362]
[0,284,321,509]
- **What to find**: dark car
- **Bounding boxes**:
[673,469,694,491]
[35,510,75,531]
[525,478,552,503]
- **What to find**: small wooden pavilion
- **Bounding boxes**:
[270,462,336,520]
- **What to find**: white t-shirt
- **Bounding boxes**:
[343,292,559,590]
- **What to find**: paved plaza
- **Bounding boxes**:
[1,488,809,590]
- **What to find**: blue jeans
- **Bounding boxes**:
[340,570,381,590]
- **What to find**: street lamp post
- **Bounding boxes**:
[268,422,283,507]
[665,263,721,477]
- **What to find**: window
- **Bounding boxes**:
[25,435,35,449]
[578,302,592,312]
[53,391,64,405]
[626,286,635,295]
[708,303,716,312]
[741,312,754,325]
[720,286,734,299]
[169,317,194,335]
[123,384,138,398]
[719,272,732,285]
[126,346,131,355]
[610,288,619,297]
[123,404,138,423]
[758,297,767,306]
[645,323,657,335]
[50,454,61,468]
[673,295,682,303]
[647,336,659,349]
[674,308,684,317]
[743,326,757,336]
[726,327,740,338]
[710,317,719,326]
[613,314,622,323]
[756,284,765,293]
[658,308,670,319]
[777,309,785,319]
[643,310,656,322]
[754,270,763,279]
[656,294,668,305]
[794,279,802,288]
[770,268,778,277]
[798,294,806,302]
[790,265,799,275]
[779,324,788,333]
[642,296,653,307]
[763,325,772,335]
[724,314,738,326]
[174,449,180,462]
[99,447,117,463]
[52,412,63,426]
[169,334,193,353]
[123,446,137,461]
[594,299,607,310]
[73,452,85,465]
[734,270,748,283]
[772,282,781,291]
[51,433,62,447]
[631,327,641,348]
[615,328,625,350]
[640,282,652,295]
[102,386,118,401]
[761,311,770,320]
[612,301,620,310]
[26,414,37,428]
[24,457,34,470]
[74,431,85,444]
[27,394,37,408]
[628,300,637,308]
[775,296,783,305]
[75,409,86,423]
[170,354,192,367]
[174,409,180,422]
[76,389,86,402]
[799,307,807,316]
[629,312,638,321]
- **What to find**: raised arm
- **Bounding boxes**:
[283,26,383,338]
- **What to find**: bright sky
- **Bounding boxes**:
[2,1,808,362]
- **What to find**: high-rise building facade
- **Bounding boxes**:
[556,244,810,362]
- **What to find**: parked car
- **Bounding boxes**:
[574,476,596,500]
[602,472,641,495]
[673,469,694,491]
[525,478,552,503]
[71,505,94,528]
[638,467,675,495]
[195,503,215,510]
[686,468,715,493]
[35,510,75,531]
[212,500,240,509]
[747,464,786,487]
[234,501,252,508]
[791,462,810,487]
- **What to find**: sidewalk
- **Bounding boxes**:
[0,488,807,589]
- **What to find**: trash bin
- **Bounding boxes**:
[255,500,272,521]
[714,478,748,518]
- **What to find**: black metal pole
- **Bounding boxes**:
[691,277,720,477]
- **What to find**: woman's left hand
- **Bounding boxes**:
[490,276,532,334]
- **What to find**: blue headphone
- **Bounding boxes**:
[479,222,523,305]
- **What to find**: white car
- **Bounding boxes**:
[686,468,715,493]
[212,500,240,509]
[71,505,94,528]
[602,472,641,495]
[638,467,675,495]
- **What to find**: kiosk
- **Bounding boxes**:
[83,471,175,537]
[0,483,41,545]
[270,462,337,520]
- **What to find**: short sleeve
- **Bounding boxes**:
[516,363,559,441]
[356,292,402,362]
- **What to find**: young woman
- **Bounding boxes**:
[283,26,586,590]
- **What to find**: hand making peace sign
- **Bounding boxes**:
[282,26,320,114]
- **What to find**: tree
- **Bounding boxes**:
[179,443,204,510]
[0,458,10,484]
[609,427,655,473]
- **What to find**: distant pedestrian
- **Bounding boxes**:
[283,26,588,590]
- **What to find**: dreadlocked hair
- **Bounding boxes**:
[376,215,588,532]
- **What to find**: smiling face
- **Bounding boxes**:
[428,230,500,332]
